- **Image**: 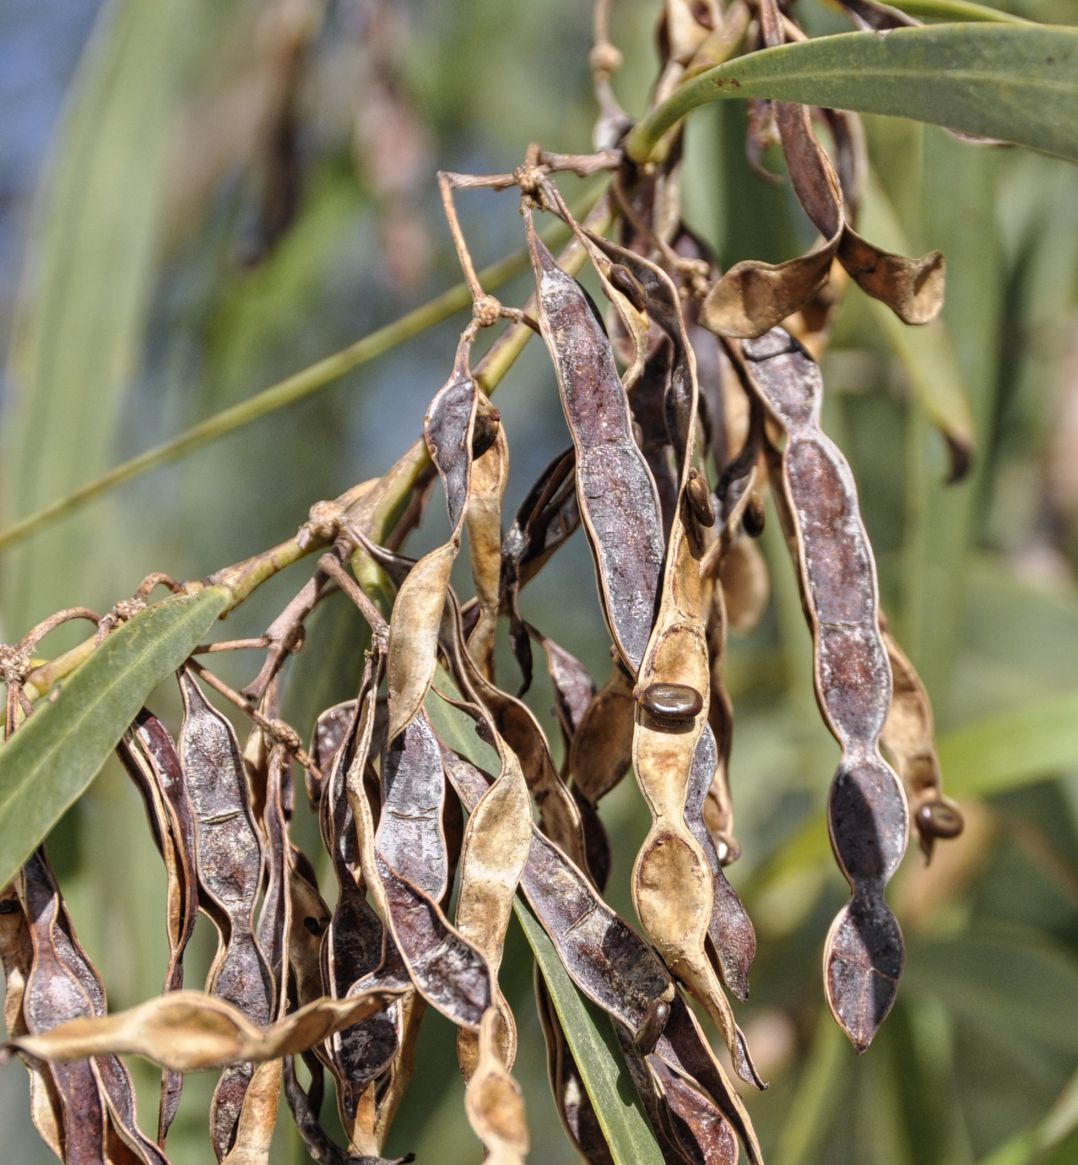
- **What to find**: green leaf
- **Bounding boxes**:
[939,691,1078,795]
[1,0,199,629]
[905,928,1078,1060]
[626,26,1078,164]
[0,587,230,890]
[514,904,665,1165]
[891,0,1031,23]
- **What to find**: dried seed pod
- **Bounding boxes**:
[535,977,613,1164]
[387,334,482,741]
[582,231,759,1070]
[453,740,531,1076]
[702,0,944,344]
[528,221,664,673]
[119,708,205,1142]
[741,327,909,1052]
[570,665,636,807]
[179,671,274,1158]
[9,986,403,1071]
[317,676,398,1142]
[609,262,649,313]
[465,421,509,677]
[881,626,964,861]
[463,1009,529,1164]
[341,670,493,1032]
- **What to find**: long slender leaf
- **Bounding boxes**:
[2,0,196,629]
[514,905,665,1165]
[626,26,1078,163]
[939,691,1078,795]
[891,0,1031,23]
[0,586,230,889]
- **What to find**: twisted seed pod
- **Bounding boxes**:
[178,671,275,1157]
[880,625,964,861]
[584,231,758,1030]
[741,327,908,1052]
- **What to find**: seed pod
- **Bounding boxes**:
[528,220,664,674]
[741,327,909,1052]
[179,670,274,1158]
[881,625,963,861]
[609,262,649,312]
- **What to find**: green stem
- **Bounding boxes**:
[0,197,598,554]
[20,197,613,702]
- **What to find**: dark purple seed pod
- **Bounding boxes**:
[686,470,717,528]
[637,682,704,723]
[916,799,964,840]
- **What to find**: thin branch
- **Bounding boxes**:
[0,193,600,555]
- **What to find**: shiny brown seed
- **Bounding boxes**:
[637,682,704,723]
[916,800,964,840]
[686,470,717,528]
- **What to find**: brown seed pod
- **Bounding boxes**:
[609,262,648,312]
[741,327,909,1053]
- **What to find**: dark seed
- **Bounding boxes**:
[742,492,766,538]
[609,263,648,313]
[633,998,670,1054]
[303,916,324,936]
[916,800,964,840]
[686,470,716,528]
[471,406,501,459]
[638,682,704,723]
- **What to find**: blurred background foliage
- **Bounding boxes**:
[1,0,1076,1162]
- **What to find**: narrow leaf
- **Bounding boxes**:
[626,26,1078,164]
[515,906,665,1165]
[0,587,230,889]
[938,692,1078,796]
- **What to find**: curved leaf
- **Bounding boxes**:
[515,905,665,1165]
[0,587,230,889]
[939,691,1078,795]
[626,26,1078,164]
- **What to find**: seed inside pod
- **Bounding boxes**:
[471,405,501,459]
[916,799,964,839]
[609,262,648,313]
[742,492,766,538]
[632,997,671,1054]
[686,469,716,528]
[637,682,704,723]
